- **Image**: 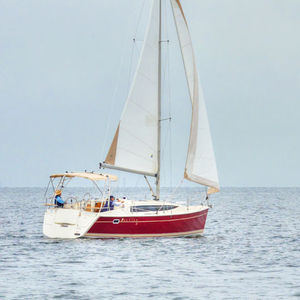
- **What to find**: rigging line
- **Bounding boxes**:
[102,1,146,160]
[159,0,172,188]
[164,0,169,43]
[164,0,172,189]
[101,50,127,160]
[134,0,147,39]
[167,36,173,188]
[127,41,136,93]
[169,178,184,201]
[162,0,173,188]
[127,0,146,92]
[134,174,142,190]
[43,180,51,202]
[160,41,170,186]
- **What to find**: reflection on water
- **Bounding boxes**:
[0,187,299,299]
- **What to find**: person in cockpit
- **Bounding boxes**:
[54,190,64,207]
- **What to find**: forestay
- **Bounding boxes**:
[170,0,219,193]
[105,0,160,176]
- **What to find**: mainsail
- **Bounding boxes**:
[170,0,220,193]
[104,0,160,176]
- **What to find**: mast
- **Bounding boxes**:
[102,0,164,198]
[155,0,162,201]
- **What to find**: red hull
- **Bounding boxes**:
[86,209,208,238]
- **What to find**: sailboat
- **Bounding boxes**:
[43,0,219,239]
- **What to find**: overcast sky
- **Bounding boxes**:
[0,0,299,187]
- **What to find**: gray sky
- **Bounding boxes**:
[0,0,299,187]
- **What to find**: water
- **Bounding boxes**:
[0,187,299,299]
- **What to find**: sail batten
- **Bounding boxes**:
[104,0,160,176]
[171,0,220,193]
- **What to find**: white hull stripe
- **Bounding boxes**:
[84,229,204,238]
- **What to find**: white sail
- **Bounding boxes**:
[171,0,220,193]
[105,0,160,176]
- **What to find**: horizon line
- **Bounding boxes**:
[1,186,300,189]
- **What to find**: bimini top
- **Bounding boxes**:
[50,172,118,182]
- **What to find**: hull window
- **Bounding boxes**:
[130,205,178,212]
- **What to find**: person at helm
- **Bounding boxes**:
[54,190,64,208]
[101,195,115,212]
[108,195,115,210]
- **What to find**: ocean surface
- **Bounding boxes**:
[0,187,299,299]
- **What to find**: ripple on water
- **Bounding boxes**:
[0,187,299,299]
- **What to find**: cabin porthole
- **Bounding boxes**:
[113,219,120,225]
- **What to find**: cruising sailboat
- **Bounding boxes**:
[43,0,219,239]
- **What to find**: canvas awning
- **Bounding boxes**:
[50,172,118,182]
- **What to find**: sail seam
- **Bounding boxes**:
[138,69,158,85]
[128,100,157,120]
[120,126,156,152]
